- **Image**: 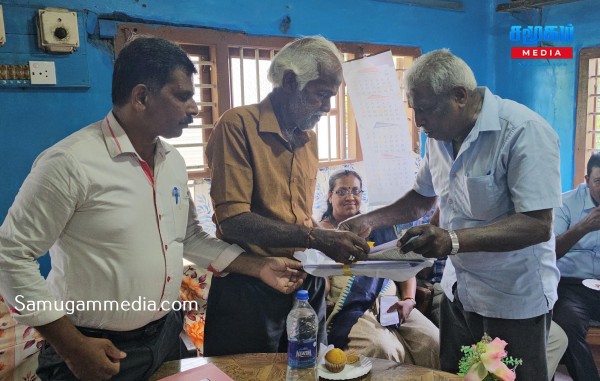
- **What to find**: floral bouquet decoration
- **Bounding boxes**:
[458,333,523,381]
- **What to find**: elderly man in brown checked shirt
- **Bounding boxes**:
[204,36,370,355]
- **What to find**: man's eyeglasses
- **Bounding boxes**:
[334,188,363,197]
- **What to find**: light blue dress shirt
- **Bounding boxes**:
[415,87,561,319]
[554,183,600,279]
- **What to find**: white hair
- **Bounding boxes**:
[405,49,477,96]
[268,36,343,91]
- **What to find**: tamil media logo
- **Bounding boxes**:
[510,24,574,59]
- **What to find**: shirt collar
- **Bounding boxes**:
[258,96,283,134]
[101,111,171,160]
[457,87,501,154]
[584,185,598,211]
[471,87,502,134]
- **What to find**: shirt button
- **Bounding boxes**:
[293,202,298,208]
[167,276,171,282]
[292,177,297,183]
[159,215,162,221]
[164,245,168,250]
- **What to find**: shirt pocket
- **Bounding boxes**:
[465,174,504,221]
[171,192,190,241]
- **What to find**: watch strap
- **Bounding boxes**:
[448,230,459,255]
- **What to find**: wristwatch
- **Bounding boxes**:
[448,230,459,255]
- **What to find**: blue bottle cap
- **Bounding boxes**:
[296,290,309,301]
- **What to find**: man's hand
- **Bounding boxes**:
[61,337,126,381]
[386,299,415,324]
[36,317,126,381]
[258,257,307,294]
[579,206,600,233]
[338,214,372,238]
[310,228,370,264]
[397,224,451,259]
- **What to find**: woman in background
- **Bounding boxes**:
[321,170,439,368]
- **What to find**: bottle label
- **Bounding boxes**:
[287,338,317,368]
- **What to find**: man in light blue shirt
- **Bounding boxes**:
[340,49,561,380]
[553,153,600,381]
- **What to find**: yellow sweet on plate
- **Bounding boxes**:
[324,348,347,373]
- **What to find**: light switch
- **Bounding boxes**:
[36,8,79,53]
[29,61,57,85]
[0,5,6,47]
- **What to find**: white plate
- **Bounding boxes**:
[318,355,372,380]
[583,278,600,290]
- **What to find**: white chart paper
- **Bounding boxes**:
[342,51,416,207]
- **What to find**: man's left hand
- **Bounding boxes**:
[258,257,307,294]
[397,224,452,258]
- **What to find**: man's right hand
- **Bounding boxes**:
[36,316,126,381]
[310,228,370,263]
[257,256,307,294]
[61,336,126,380]
[580,206,600,233]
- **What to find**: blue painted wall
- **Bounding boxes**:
[492,0,600,190]
[1,0,599,276]
[0,0,490,218]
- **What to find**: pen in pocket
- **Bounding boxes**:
[172,187,180,204]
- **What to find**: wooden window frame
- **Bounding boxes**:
[574,47,600,186]
[114,25,420,180]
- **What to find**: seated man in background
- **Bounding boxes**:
[321,170,439,368]
[553,152,600,381]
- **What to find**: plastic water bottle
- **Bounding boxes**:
[286,290,318,381]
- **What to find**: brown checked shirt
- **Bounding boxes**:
[206,96,318,258]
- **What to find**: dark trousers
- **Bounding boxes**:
[37,310,187,381]
[553,280,600,381]
[204,273,326,356]
[440,288,551,381]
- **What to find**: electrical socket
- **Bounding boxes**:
[29,61,57,85]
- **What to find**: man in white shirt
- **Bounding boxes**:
[340,49,561,380]
[0,36,305,381]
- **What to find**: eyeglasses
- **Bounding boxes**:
[334,188,363,197]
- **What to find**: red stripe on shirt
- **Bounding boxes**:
[105,117,123,153]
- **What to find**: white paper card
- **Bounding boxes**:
[379,295,400,327]
[294,249,434,283]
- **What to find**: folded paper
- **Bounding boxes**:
[294,248,433,283]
